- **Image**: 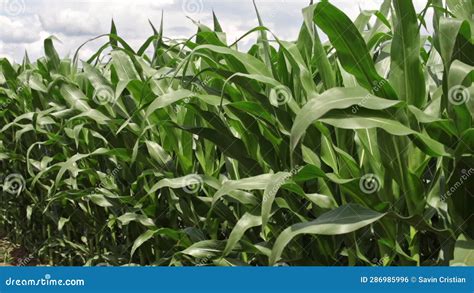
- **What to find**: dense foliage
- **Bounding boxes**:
[0,0,473,266]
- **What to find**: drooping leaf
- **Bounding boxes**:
[270,204,386,265]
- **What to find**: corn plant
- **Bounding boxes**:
[0,0,473,266]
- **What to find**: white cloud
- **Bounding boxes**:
[149,0,175,10]
[39,8,103,36]
[0,42,13,61]
[0,15,41,43]
[1,0,432,62]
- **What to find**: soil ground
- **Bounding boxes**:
[0,238,39,266]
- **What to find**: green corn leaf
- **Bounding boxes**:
[270,204,386,265]
[291,87,402,151]
[223,212,262,256]
[390,0,426,107]
[312,1,397,99]
[450,235,474,266]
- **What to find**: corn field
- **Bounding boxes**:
[0,0,473,266]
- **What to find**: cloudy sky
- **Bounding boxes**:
[0,0,431,62]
